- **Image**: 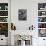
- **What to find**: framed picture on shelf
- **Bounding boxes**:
[38,29,46,37]
[38,23,46,28]
[38,11,46,16]
[0,17,8,22]
[38,3,46,10]
[0,11,8,16]
[18,9,27,21]
[38,17,46,22]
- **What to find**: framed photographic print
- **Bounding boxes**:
[18,9,27,21]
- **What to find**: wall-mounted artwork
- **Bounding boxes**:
[18,9,27,21]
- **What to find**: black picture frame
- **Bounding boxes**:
[18,9,27,21]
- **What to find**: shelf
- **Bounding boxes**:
[0,16,8,17]
[0,3,8,37]
[38,22,46,23]
[0,10,8,11]
[38,15,46,17]
[38,10,46,11]
[0,22,8,23]
[38,28,46,29]
[38,3,46,37]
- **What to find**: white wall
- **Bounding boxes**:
[11,0,46,30]
[11,0,38,45]
[11,0,38,30]
[11,0,46,46]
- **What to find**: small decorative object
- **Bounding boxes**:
[11,23,16,30]
[42,12,45,15]
[29,25,35,30]
[43,39,45,40]
[0,6,1,10]
[18,9,27,21]
[5,6,8,10]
